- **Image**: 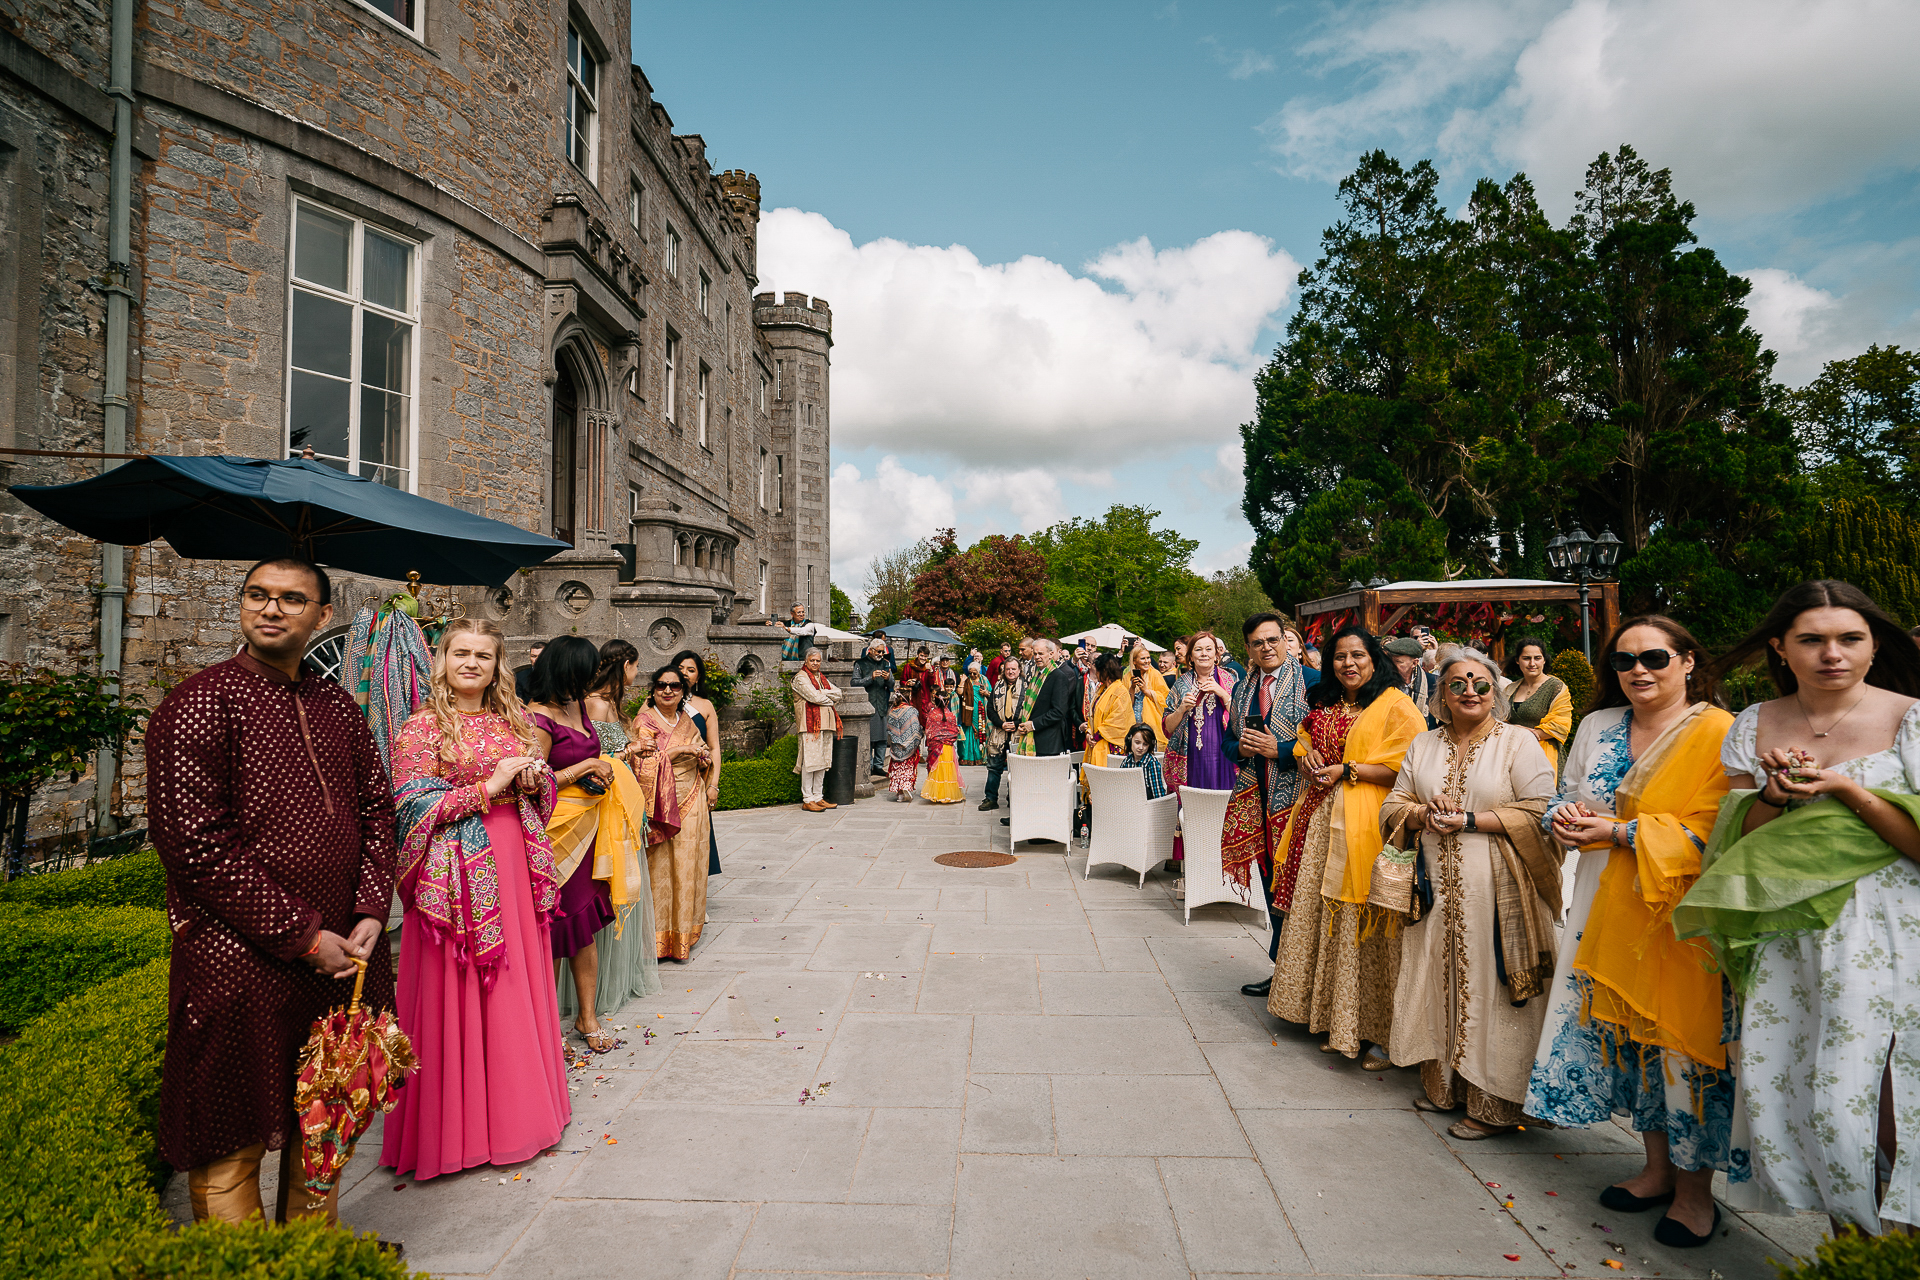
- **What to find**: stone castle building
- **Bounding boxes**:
[0,0,831,836]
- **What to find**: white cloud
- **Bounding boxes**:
[1203,36,1276,79]
[1269,0,1920,219]
[829,457,1068,605]
[756,211,1298,467]
[1741,268,1842,379]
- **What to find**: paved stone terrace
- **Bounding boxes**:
[268,771,1832,1276]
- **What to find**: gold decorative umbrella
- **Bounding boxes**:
[292,957,416,1203]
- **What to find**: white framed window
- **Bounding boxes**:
[697,364,710,446]
[665,225,679,276]
[806,565,813,614]
[350,0,423,39]
[758,447,768,509]
[774,359,782,399]
[757,372,767,413]
[286,199,418,490]
[628,483,643,525]
[626,365,639,396]
[758,560,768,613]
[698,271,711,317]
[775,454,784,515]
[564,23,599,179]
[663,330,678,422]
[627,178,643,232]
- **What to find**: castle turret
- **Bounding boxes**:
[753,293,833,619]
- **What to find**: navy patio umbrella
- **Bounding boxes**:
[877,619,962,645]
[7,453,569,586]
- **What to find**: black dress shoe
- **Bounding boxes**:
[1241,977,1272,997]
[978,799,997,811]
[1598,1184,1675,1213]
[1652,1204,1720,1249]
[999,817,1010,825]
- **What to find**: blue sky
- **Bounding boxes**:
[634,0,1920,606]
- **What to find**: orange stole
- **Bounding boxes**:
[1572,703,1734,1070]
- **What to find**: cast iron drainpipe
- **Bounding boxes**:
[94,0,135,834]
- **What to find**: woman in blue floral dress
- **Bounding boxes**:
[1523,616,1746,1250]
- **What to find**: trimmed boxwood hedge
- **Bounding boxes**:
[0,847,167,911]
[715,733,803,810]
[0,904,171,1031]
[1774,1229,1920,1279]
[0,957,421,1279]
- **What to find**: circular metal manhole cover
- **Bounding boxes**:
[933,851,1018,868]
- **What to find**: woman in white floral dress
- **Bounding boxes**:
[1706,580,1920,1234]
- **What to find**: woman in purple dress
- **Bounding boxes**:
[525,635,618,1053]
[1161,632,1238,889]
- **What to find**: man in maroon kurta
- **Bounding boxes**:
[899,646,937,724]
[146,558,397,1225]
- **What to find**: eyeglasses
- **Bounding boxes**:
[241,587,313,615]
[1249,636,1284,649]
[1607,648,1679,673]
[1447,678,1493,696]
[653,680,683,691]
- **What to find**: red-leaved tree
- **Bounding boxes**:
[910,532,1053,632]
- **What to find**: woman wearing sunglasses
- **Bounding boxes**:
[1523,616,1740,1250]
[631,665,715,960]
[1678,580,1920,1236]
[1266,626,1425,1068]
[1381,650,1559,1140]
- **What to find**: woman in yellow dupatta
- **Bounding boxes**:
[1266,627,1424,1067]
[1504,637,1574,770]
[1523,617,1740,1252]
[631,663,715,960]
[1089,643,1168,767]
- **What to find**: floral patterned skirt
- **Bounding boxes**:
[887,758,920,793]
[1522,850,1746,1177]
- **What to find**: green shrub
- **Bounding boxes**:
[83,1217,424,1280]
[1550,647,1595,714]
[0,957,420,1280]
[0,904,170,1031]
[1773,1228,1920,1279]
[716,734,802,810]
[0,847,166,910]
[0,956,173,1279]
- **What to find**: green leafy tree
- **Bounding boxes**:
[862,538,933,628]
[1794,344,1920,506]
[1177,567,1278,661]
[959,617,1027,657]
[829,583,860,632]
[1,664,149,877]
[1029,505,1199,641]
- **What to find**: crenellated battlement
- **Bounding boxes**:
[753,291,833,333]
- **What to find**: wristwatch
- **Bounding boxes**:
[1464,811,1477,833]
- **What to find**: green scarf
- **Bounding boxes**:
[1015,656,1060,756]
[1673,787,1920,993]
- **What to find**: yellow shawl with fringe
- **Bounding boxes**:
[1572,702,1734,1070]
[1315,688,1426,909]
[546,755,648,939]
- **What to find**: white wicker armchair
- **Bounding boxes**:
[1081,763,1178,886]
[1006,752,1075,846]
[1175,785,1267,928]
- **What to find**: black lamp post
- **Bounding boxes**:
[1545,524,1623,662]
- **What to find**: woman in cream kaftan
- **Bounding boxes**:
[1381,650,1558,1135]
[632,666,713,960]
[1267,628,1425,1063]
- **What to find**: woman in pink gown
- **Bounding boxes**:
[381,619,571,1180]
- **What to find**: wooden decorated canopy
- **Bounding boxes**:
[1294,578,1621,662]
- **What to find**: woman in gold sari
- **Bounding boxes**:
[1381,649,1558,1138]
[1267,627,1425,1067]
[631,662,715,961]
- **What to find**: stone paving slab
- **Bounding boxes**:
[235,775,1833,1276]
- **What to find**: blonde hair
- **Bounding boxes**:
[426,618,537,762]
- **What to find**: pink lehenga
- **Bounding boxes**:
[380,710,572,1180]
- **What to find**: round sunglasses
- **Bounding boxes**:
[1446,678,1493,696]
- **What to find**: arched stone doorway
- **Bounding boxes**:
[552,364,579,546]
